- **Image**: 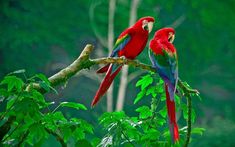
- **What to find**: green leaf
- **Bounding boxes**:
[39,81,50,92]
[24,114,35,126]
[29,123,49,143]
[0,88,9,97]
[31,89,46,104]
[134,89,146,104]
[61,102,87,110]
[91,137,101,147]
[160,94,166,101]
[135,76,144,87]
[155,85,164,93]
[53,111,67,122]
[156,118,166,126]
[181,103,188,120]
[35,74,50,84]
[98,111,127,129]
[159,106,167,118]
[6,96,17,109]
[136,106,152,119]
[146,86,157,97]
[79,119,93,134]
[191,127,205,135]
[33,74,53,92]
[175,94,181,105]
[158,78,164,84]
[124,127,140,141]
[0,75,24,92]
[74,127,85,140]
[136,74,153,90]
[141,128,161,141]
[75,139,92,147]
[62,128,72,142]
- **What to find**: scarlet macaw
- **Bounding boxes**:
[149,28,179,143]
[91,16,155,107]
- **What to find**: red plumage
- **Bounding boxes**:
[149,28,179,143]
[96,64,110,74]
[92,65,122,106]
[165,83,179,142]
[91,16,155,107]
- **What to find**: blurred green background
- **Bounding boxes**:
[0,0,235,146]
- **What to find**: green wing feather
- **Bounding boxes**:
[149,48,178,85]
[111,34,131,57]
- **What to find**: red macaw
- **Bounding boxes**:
[149,28,179,143]
[91,16,155,107]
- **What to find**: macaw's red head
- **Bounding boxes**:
[154,27,175,43]
[133,16,155,33]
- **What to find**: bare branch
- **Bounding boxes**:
[76,70,102,82]
[25,44,198,97]
[89,1,108,47]
[168,15,186,28]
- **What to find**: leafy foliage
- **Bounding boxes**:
[0,71,93,146]
[98,73,203,147]
[0,71,202,146]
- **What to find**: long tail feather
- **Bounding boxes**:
[91,64,122,107]
[165,83,179,143]
[96,64,110,74]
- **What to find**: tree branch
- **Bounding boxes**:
[184,94,192,147]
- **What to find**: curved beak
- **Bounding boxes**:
[168,34,175,43]
[147,22,154,33]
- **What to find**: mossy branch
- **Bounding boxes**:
[1,44,199,146]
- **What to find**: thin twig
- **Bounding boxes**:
[120,130,135,147]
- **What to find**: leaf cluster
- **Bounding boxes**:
[0,70,93,146]
[98,72,204,146]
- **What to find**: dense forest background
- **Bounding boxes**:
[0,0,235,146]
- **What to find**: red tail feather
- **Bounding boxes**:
[96,64,110,74]
[165,83,179,143]
[91,64,122,107]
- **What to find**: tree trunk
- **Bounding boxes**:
[116,0,140,111]
[107,0,116,112]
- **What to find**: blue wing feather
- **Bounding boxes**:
[110,34,131,57]
[149,48,178,99]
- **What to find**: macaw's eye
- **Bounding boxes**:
[142,20,153,33]
[142,20,148,30]
[143,24,148,31]
[168,32,175,43]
